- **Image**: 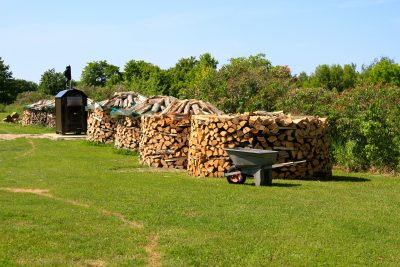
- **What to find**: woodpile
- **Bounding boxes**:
[21,99,55,128]
[87,92,147,144]
[86,108,118,144]
[160,99,223,115]
[140,99,224,169]
[114,116,141,150]
[140,114,191,169]
[133,95,177,115]
[100,91,147,110]
[188,113,332,179]
[114,95,177,150]
[2,112,20,123]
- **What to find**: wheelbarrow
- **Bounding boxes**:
[224,147,306,186]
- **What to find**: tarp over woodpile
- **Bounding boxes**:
[114,95,176,150]
[87,92,147,144]
[24,99,55,111]
[22,99,55,127]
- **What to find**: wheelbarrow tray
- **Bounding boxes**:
[224,147,279,168]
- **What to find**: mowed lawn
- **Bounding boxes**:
[1,136,400,266]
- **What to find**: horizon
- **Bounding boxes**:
[2,0,399,83]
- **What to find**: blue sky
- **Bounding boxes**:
[1,0,399,82]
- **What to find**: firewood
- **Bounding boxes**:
[188,114,331,179]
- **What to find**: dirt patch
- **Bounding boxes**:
[0,187,143,229]
[100,209,144,229]
[0,133,86,141]
[14,139,36,160]
[84,259,106,267]
[145,234,161,267]
[113,167,185,173]
[1,188,49,194]
[1,187,158,265]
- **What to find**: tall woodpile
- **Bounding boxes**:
[115,116,142,150]
[140,99,224,169]
[114,96,176,150]
[87,109,118,143]
[188,113,332,179]
[21,99,55,128]
[87,92,147,144]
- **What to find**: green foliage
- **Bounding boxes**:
[188,54,292,113]
[361,57,400,86]
[332,85,400,171]
[14,90,51,105]
[123,60,169,96]
[167,56,199,97]
[80,84,126,101]
[306,63,358,92]
[81,60,122,87]
[38,68,65,95]
[0,57,14,104]
[276,87,338,116]
[279,84,400,172]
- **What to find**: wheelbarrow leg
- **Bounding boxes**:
[254,169,273,186]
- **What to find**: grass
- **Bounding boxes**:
[0,112,54,134]
[1,138,400,266]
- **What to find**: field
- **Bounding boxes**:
[1,123,400,266]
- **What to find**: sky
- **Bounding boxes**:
[1,0,400,83]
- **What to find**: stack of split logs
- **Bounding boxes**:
[132,96,177,115]
[87,92,146,144]
[21,99,55,128]
[2,112,20,123]
[188,113,331,179]
[114,96,176,150]
[87,108,118,144]
[140,99,224,169]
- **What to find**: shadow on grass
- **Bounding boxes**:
[321,175,371,183]
[242,182,301,187]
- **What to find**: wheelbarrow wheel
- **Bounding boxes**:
[226,166,247,184]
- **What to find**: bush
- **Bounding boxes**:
[15,91,52,105]
[79,84,127,101]
[277,85,400,172]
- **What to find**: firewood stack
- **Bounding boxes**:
[2,112,20,123]
[87,92,147,144]
[87,108,118,143]
[114,96,177,150]
[188,113,332,179]
[140,99,224,169]
[21,99,55,127]
[114,116,142,150]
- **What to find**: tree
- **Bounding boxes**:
[0,57,14,103]
[361,57,400,86]
[123,60,161,83]
[167,56,198,97]
[81,60,122,87]
[307,63,358,92]
[187,53,292,113]
[10,79,38,97]
[179,53,219,99]
[38,69,65,95]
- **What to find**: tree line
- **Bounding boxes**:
[1,54,400,172]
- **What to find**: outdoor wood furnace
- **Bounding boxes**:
[55,88,87,134]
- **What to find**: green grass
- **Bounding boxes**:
[0,112,54,134]
[1,138,400,266]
